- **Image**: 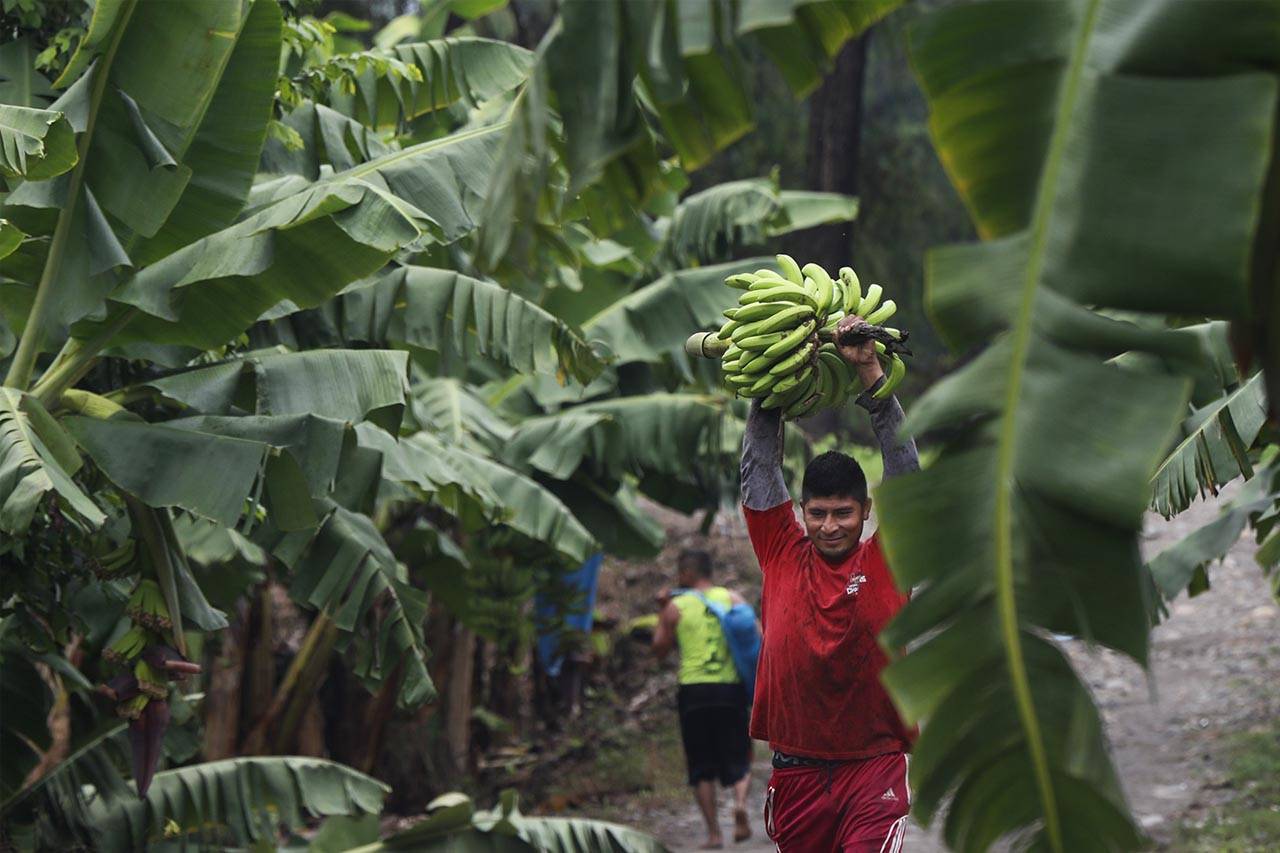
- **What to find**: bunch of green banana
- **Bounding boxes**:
[127,579,173,632]
[713,255,907,417]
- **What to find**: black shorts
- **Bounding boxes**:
[677,682,751,787]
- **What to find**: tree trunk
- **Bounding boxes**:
[201,600,248,760]
[801,35,869,268]
[443,624,476,780]
[798,35,870,437]
[241,583,275,739]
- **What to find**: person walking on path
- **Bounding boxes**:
[742,316,920,851]
[652,549,755,849]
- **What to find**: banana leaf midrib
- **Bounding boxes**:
[988,0,1104,848]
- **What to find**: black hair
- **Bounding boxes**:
[677,548,713,578]
[801,451,868,502]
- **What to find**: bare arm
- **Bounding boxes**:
[741,401,789,510]
[651,600,680,661]
[836,317,920,479]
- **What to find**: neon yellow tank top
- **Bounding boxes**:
[674,587,739,685]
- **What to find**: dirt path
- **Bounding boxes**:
[639,493,1280,851]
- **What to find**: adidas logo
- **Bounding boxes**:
[880,788,898,802]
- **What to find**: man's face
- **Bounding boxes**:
[802,495,870,561]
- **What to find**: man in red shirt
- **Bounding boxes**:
[742,316,919,851]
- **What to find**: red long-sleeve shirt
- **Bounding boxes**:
[744,500,914,759]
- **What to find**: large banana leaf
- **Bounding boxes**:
[1147,457,1280,605]
[504,393,725,484]
[0,37,56,108]
[259,101,394,178]
[354,790,669,852]
[1150,372,1268,518]
[0,104,76,180]
[87,757,388,853]
[582,258,767,364]
[138,349,409,431]
[321,37,534,130]
[738,0,902,95]
[0,0,264,359]
[342,266,604,384]
[411,377,514,450]
[0,387,103,532]
[267,501,436,708]
[76,123,505,352]
[65,416,270,528]
[874,3,1280,850]
[657,177,857,267]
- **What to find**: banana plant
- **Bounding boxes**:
[875,2,1280,851]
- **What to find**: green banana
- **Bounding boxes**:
[747,371,779,396]
[740,283,819,311]
[725,273,757,290]
[839,267,861,314]
[857,283,883,317]
[745,305,815,337]
[753,269,785,284]
[768,341,816,376]
[725,372,758,388]
[883,326,902,339]
[761,319,817,360]
[785,390,823,419]
[731,301,792,324]
[864,299,896,326]
[821,309,844,333]
[776,254,804,286]
[717,319,740,340]
[873,354,906,399]
[802,263,836,315]
[763,365,816,409]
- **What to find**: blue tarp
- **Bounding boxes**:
[535,553,604,678]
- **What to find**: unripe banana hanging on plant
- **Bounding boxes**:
[685,255,911,420]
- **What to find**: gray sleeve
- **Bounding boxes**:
[855,379,919,479]
[741,400,790,510]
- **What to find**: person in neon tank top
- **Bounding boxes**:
[742,315,920,852]
[652,549,755,849]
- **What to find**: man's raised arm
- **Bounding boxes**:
[837,316,919,480]
[856,382,918,479]
[741,401,790,511]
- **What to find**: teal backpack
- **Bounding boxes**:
[678,590,761,703]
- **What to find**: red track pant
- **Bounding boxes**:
[763,752,910,852]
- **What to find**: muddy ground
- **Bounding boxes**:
[553,491,1279,851]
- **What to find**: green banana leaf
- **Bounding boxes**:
[321,37,534,130]
[583,257,769,364]
[268,501,436,708]
[874,2,1280,850]
[504,393,725,484]
[411,377,514,450]
[1150,372,1267,519]
[0,104,77,181]
[65,416,270,528]
[256,265,604,386]
[738,0,902,95]
[656,176,857,267]
[0,37,57,108]
[86,757,388,853]
[1,0,265,353]
[137,349,409,431]
[350,789,669,852]
[0,387,103,532]
[80,122,505,351]
[259,101,394,178]
[1147,458,1280,605]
